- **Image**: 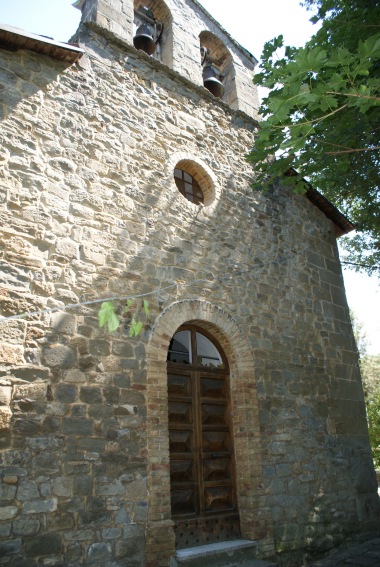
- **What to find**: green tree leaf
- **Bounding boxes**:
[143,300,150,317]
[98,302,115,328]
[98,302,120,333]
[129,316,143,337]
[107,312,120,334]
[250,0,380,273]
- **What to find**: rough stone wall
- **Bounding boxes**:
[0,18,379,567]
[79,0,135,43]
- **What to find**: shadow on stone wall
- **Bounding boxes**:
[0,48,72,121]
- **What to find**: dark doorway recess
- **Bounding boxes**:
[167,325,241,549]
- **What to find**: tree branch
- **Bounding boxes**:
[321,140,355,151]
[342,261,380,270]
[325,146,380,155]
[326,91,380,102]
[271,103,349,129]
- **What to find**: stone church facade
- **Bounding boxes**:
[0,1,378,565]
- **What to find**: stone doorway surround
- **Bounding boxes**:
[144,300,274,566]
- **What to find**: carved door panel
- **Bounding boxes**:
[167,327,240,548]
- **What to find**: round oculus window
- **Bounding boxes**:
[174,168,204,205]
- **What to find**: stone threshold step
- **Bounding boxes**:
[176,540,258,563]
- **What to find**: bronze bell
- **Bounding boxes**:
[202,65,224,98]
[133,23,156,55]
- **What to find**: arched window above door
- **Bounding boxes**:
[168,327,225,369]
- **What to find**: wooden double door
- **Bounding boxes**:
[167,326,240,549]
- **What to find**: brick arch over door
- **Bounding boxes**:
[144,299,274,566]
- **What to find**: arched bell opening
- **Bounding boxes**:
[199,31,237,105]
[134,0,173,66]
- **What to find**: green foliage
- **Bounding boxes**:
[362,355,380,404]
[98,299,150,336]
[361,354,380,468]
[250,0,380,273]
[350,309,368,359]
[129,316,143,337]
[143,300,150,317]
[98,301,120,333]
[367,392,380,469]
[351,311,380,466]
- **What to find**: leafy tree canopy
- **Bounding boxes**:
[351,310,380,467]
[367,393,380,469]
[249,0,380,274]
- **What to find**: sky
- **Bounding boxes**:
[0,0,379,355]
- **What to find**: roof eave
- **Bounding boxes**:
[285,169,355,237]
[305,187,355,237]
[0,23,84,63]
